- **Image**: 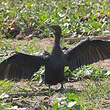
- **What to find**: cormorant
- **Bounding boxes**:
[0,25,110,89]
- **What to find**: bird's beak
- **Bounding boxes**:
[44,24,55,33]
[48,26,55,33]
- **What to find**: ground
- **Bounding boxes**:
[1,78,110,110]
[0,38,110,110]
[0,0,110,109]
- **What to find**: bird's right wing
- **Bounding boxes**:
[0,52,49,80]
[64,38,110,70]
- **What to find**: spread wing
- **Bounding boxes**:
[0,52,49,80]
[64,38,110,70]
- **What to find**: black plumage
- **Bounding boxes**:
[0,25,110,88]
[0,52,48,80]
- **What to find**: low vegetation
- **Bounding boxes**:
[0,0,110,39]
[0,0,110,110]
[0,38,110,110]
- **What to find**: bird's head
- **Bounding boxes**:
[48,25,62,36]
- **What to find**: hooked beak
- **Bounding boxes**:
[44,24,56,33]
[48,26,56,33]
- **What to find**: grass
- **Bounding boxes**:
[0,0,110,109]
[0,0,110,38]
[0,38,110,110]
[79,77,110,109]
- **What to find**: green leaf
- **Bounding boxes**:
[51,101,58,110]
[27,3,31,9]
[91,21,102,28]
[65,93,78,102]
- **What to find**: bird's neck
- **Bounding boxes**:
[54,33,61,48]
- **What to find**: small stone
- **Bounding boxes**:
[67,101,77,108]
[0,93,9,99]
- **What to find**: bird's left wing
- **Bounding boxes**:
[0,51,49,80]
[64,38,110,70]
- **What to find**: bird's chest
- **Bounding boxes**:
[46,53,64,69]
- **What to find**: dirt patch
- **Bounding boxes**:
[1,79,110,110]
[93,59,110,71]
[37,37,54,49]
[2,81,84,109]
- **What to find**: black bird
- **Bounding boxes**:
[0,25,110,89]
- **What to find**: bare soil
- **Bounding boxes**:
[1,79,110,110]
[0,37,110,110]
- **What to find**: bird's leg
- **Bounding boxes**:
[56,82,67,93]
[48,84,52,96]
[61,82,64,89]
[56,82,64,91]
[48,84,51,90]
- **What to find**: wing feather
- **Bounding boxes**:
[65,38,110,70]
[0,52,49,80]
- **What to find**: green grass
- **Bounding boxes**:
[0,0,110,38]
[0,0,110,109]
[0,38,110,110]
